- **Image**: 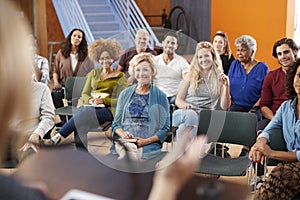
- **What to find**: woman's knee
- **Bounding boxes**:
[184,110,199,125]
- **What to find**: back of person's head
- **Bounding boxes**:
[0,0,32,162]
[28,34,38,54]
[272,38,299,58]
[128,52,157,77]
[62,28,88,61]
[89,38,122,62]
[235,35,257,54]
[162,31,178,42]
[213,31,233,57]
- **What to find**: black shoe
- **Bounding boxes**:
[239,148,249,157]
[55,122,64,127]
[165,127,178,143]
[209,144,231,158]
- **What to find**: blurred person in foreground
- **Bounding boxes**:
[0,0,50,199]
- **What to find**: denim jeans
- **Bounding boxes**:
[172,109,199,139]
[51,88,66,124]
[58,106,113,150]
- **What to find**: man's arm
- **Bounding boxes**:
[260,73,274,119]
[260,106,275,120]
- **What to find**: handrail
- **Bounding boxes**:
[52,0,94,45]
[110,0,161,48]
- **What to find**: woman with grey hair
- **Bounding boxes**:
[228,35,268,118]
[228,35,268,156]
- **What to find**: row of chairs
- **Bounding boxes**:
[55,77,288,178]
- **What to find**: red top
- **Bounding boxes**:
[260,67,288,114]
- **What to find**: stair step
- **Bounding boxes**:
[90,22,120,31]
[93,30,124,39]
[85,13,115,21]
[77,0,107,5]
[81,4,111,13]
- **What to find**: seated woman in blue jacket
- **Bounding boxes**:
[110,53,170,160]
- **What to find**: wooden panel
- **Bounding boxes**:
[46,0,64,52]
[35,0,48,58]
[135,0,171,26]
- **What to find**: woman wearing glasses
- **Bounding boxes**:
[51,38,127,150]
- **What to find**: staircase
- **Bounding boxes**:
[78,0,126,39]
[52,0,160,50]
[53,0,134,50]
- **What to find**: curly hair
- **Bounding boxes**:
[286,59,300,99]
[61,28,88,62]
[272,38,298,58]
[189,41,223,96]
[213,31,233,59]
[235,35,257,54]
[88,38,122,62]
[128,52,157,77]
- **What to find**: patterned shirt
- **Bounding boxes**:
[122,93,150,138]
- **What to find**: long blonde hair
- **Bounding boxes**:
[0,0,32,162]
[190,41,223,96]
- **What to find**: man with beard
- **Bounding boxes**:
[153,32,190,103]
[258,38,299,130]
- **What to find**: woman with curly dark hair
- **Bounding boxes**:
[52,28,94,124]
[51,38,127,150]
[249,59,300,199]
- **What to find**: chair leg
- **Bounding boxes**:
[254,162,258,191]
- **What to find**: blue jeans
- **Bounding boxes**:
[172,109,199,139]
[58,106,113,150]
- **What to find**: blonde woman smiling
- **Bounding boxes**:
[110,53,169,160]
[173,41,231,138]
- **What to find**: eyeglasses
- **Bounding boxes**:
[99,57,112,62]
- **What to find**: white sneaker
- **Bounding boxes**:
[249,176,264,192]
[51,133,62,144]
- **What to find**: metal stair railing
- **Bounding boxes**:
[52,0,94,45]
[110,0,161,48]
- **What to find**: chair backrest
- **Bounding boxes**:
[64,76,87,101]
[197,110,257,147]
[268,128,287,166]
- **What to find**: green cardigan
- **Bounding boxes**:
[81,68,128,115]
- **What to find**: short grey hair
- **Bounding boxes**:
[235,35,257,53]
[135,29,149,39]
